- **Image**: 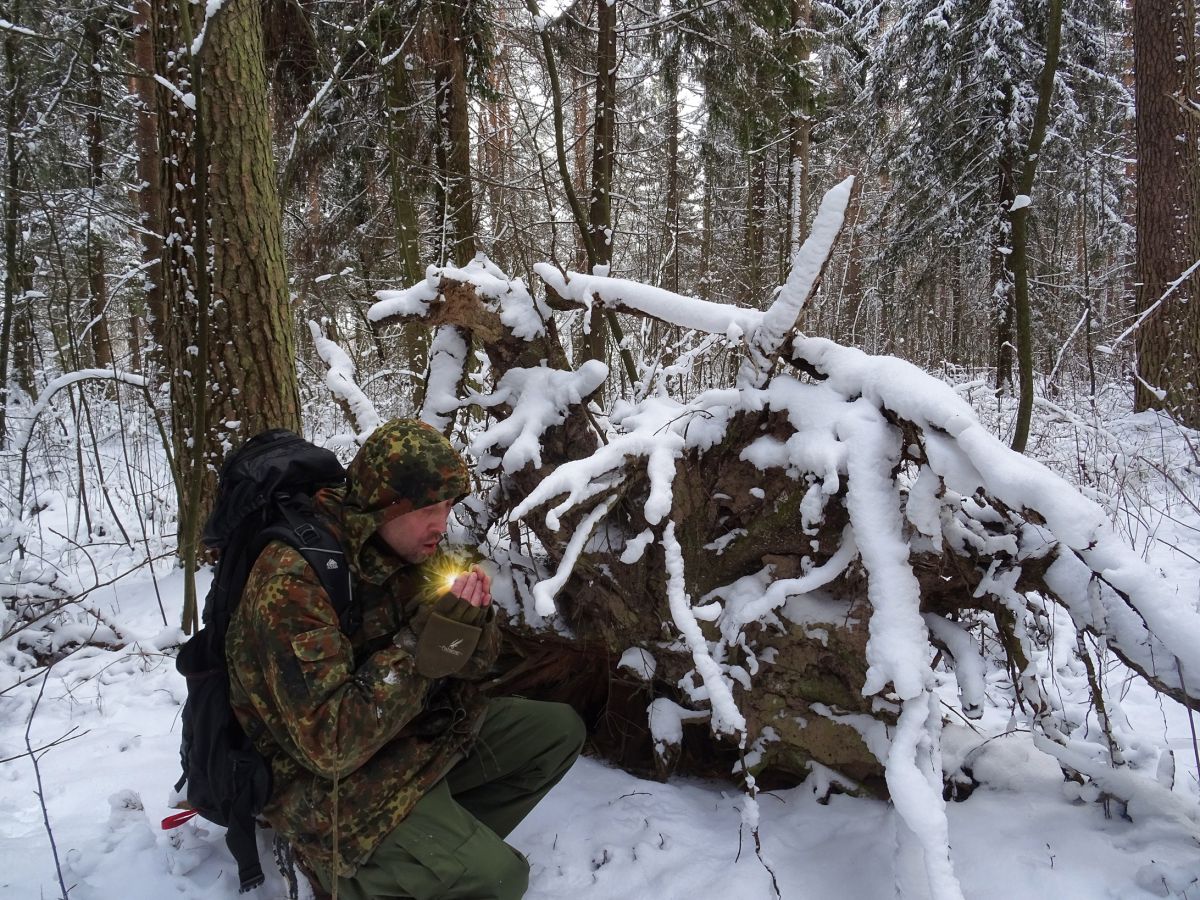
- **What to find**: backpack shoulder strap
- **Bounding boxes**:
[260,495,358,634]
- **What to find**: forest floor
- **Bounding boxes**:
[2,384,1199,900]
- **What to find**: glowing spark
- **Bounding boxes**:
[422,555,469,601]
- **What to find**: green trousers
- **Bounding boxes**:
[316,697,584,900]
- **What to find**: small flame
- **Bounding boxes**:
[422,555,469,601]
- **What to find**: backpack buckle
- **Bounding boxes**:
[294,523,319,545]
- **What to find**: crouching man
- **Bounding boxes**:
[226,419,584,899]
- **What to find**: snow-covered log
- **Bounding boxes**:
[361,182,1200,900]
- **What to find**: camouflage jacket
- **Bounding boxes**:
[226,483,499,877]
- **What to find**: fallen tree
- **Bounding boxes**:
[311,178,1200,899]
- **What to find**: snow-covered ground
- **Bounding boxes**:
[5,556,1200,898]
[2,564,1199,900]
[2,394,1199,899]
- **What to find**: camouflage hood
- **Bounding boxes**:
[326,419,471,584]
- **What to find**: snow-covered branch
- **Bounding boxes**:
[308,320,381,439]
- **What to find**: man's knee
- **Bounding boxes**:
[541,700,586,756]
[457,839,529,900]
[486,697,585,762]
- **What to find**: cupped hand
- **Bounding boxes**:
[448,565,492,607]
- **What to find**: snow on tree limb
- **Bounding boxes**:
[921,615,985,719]
[532,497,615,617]
[372,257,549,341]
[888,695,963,900]
[533,264,764,338]
[420,326,469,433]
[738,175,855,389]
[722,526,858,632]
[839,400,932,702]
[467,360,608,474]
[504,214,853,441]
[308,320,381,438]
[792,336,1200,701]
[13,369,149,456]
[510,422,686,529]
[663,521,747,738]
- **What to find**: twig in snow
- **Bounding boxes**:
[25,668,71,899]
[0,725,88,764]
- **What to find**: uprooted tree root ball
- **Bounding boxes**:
[302,180,1200,900]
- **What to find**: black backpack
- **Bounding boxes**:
[168,429,357,893]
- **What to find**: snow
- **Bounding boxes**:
[189,0,228,55]
[308,320,381,438]
[720,526,857,632]
[791,336,1200,698]
[512,421,684,530]
[369,267,441,320]
[618,647,657,681]
[469,360,607,473]
[738,176,855,389]
[921,614,985,719]
[419,326,469,432]
[838,401,932,703]
[151,75,195,111]
[532,498,615,616]
[7,564,1199,900]
[12,369,149,455]
[662,522,746,738]
[648,697,708,753]
[0,17,39,36]
[618,528,654,564]
[534,264,765,338]
[4,399,1200,900]
[372,257,550,341]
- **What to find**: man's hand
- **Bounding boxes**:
[447,565,491,608]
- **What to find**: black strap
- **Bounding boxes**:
[226,802,265,893]
[259,496,357,634]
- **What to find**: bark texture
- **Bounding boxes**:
[431,0,478,268]
[1134,0,1200,427]
[130,0,165,371]
[201,0,302,437]
[86,15,113,374]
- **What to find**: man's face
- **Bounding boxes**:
[376,499,454,563]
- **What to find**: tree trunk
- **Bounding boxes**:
[128,0,164,376]
[431,0,477,268]
[949,245,964,366]
[786,0,812,260]
[699,140,715,296]
[202,0,302,441]
[660,61,680,294]
[585,0,618,367]
[840,177,865,346]
[386,48,425,285]
[589,0,616,271]
[164,0,301,629]
[85,15,114,374]
[572,69,589,272]
[992,145,1017,393]
[158,0,199,461]
[745,144,767,304]
[1009,0,1063,453]
[385,46,432,384]
[0,0,21,446]
[1134,0,1200,427]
